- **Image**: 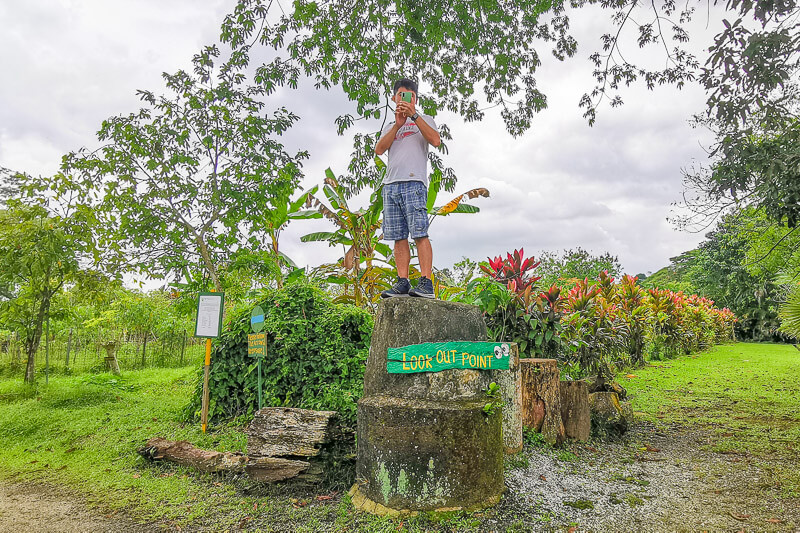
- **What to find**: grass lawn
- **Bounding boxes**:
[0,368,254,527]
[0,342,798,530]
[621,342,800,496]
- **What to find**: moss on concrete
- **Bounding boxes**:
[356,395,504,511]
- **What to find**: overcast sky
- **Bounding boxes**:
[0,1,727,284]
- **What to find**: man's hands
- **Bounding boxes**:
[394,100,417,118]
[395,101,416,126]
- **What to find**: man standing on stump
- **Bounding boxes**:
[375,78,441,299]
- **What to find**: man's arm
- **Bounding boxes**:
[375,123,400,155]
[414,115,441,148]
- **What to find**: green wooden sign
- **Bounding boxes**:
[250,305,265,333]
[387,342,511,374]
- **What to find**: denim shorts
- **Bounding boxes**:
[382,181,429,241]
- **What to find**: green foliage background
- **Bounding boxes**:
[184,280,372,427]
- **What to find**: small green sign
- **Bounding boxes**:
[251,305,265,333]
[248,332,267,359]
[387,341,511,374]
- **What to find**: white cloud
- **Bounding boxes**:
[1,0,729,284]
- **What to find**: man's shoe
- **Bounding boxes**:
[409,276,435,298]
[381,277,411,298]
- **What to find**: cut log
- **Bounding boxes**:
[247,407,339,458]
[139,438,247,473]
[559,380,591,441]
[520,358,565,446]
[245,456,312,482]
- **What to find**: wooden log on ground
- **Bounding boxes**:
[139,438,247,473]
[559,380,591,441]
[245,456,313,482]
[247,407,339,458]
[520,358,565,446]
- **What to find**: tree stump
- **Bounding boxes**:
[520,358,564,446]
[559,380,591,441]
[246,407,343,483]
[355,298,505,513]
[101,341,121,375]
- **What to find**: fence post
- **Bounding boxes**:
[180,330,187,365]
[65,328,73,372]
[141,332,148,368]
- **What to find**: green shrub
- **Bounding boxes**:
[184,280,372,427]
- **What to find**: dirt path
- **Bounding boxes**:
[502,422,800,532]
[0,482,157,533]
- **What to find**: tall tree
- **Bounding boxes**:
[220,0,797,195]
[537,247,623,288]
[0,201,84,382]
[60,46,307,292]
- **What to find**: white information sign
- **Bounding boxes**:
[194,292,224,338]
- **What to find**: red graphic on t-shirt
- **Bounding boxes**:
[395,122,418,141]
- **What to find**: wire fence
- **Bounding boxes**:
[0,327,207,377]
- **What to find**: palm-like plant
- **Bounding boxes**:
[257,183,320,286]
[301,168,393,307]
[778,283,800,339]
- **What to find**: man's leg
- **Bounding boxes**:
[415,236,433,279]
[409,236,435,298]
[394,239,411,278]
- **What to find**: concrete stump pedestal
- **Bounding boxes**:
[352,298,513,514]
[355,395,503,512]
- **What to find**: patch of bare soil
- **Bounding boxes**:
[498,422,800,532]
[0,482,158,533]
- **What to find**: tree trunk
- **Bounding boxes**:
[44,314,50,384]
[139,438,247,473]
[64,328,73,371]
[13,331,21,366]
[520,358,565,446]
[24,293,50,383]
[559,380,591,441]
[102,341,121,376]
[194,233,223,293]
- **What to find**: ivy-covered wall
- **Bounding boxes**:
[184,281,373,427]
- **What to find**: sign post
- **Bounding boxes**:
[194,292,224,433]
[248,306,266,410]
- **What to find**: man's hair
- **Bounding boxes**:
[392,78,418,94]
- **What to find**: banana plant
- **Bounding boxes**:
[255,182,321,287]
[426,168,490,225]
[300,163,393,307]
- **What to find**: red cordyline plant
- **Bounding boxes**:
[480,248,541,294]
[567,278,601,312]
[617,275,649,365]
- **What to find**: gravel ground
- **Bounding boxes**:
[500,422,800,532]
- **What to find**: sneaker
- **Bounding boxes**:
[409,276,435,298]
[381,277,411,298]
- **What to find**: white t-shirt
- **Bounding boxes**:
[382,114,438,185]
